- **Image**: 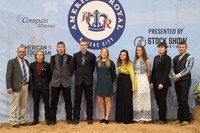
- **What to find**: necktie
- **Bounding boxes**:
[82,55,86,65]
[21,60,27,82]
[37,62,42,75]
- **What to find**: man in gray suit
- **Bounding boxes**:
[50,41,72,125]
[6,46,30,128]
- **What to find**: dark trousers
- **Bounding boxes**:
[175,79,191,122]
[32,86,50,121]
[73,82,93,120]
[154,86,168,121]
[50,84,72,121]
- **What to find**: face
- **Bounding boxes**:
[17,47,26,59]
[57,44,65,55]
[178,44,187,54]
[101,49,108,59]
[158,46,166,55]
[136,47,143,57]
[80,41,88,53]
[36,51,44,62]
[120,52,127,61]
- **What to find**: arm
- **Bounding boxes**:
[6,60,13,94]
[128,62,137,92]
[91,54,96,74]
[146,59,151,80]
[175,55,194,78]
[110,61,117,83]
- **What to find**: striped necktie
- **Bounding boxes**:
[21,60,27,82]
[82,55,86,65]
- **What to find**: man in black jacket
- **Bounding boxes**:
[171,41,194,126]
[150,42,171,124]
[30,50,51,125]
[71,39,96,124]
[50,41,73,125]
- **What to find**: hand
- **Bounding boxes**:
[158,84,163,89]
[150,83,153,89]
[172,75,180,81]
[7,88,13,94]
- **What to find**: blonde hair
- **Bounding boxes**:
[97,47,110,68]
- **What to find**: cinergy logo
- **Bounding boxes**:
[68,0,126,50]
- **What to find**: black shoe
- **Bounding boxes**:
[50,120,56,125]
[158,120,166,125]
[31,120,39,125]
[12,124,19,128]
[72,119,79,125]
[99,119,105,123]
[67,119,72,124]
[104,120,109,124]
[46,120,51,125]
[19,122,30,126]
[87,119,93,124]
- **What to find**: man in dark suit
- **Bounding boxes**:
[172,41,194,126]
[50,41,73,125]
[71,39,96,125]
[29,50,51,125]
[150,42,171,124]
[6,46,30,128]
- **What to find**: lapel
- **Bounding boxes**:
[15,57,23,77]
[78,51,84,66]
[61,54,68,70]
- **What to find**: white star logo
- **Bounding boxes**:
[43,1,57,15]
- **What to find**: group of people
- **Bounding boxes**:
[6,39,194,128]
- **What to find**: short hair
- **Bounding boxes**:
[34,50,45,60]
[157,42,168,48]
[57,41,65,47]
[178,41,187,47]
[80,39,88,44]
[17,45,26,52]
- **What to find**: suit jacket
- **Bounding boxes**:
[71,51,96,85]
[6,57,30,92]
[30,61,51,90]
[50,53,72,88]
[151,53,172,88]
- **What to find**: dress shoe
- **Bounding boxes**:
[20,122,30,126]
[104,120,109,124]
[158,120,166,125]
[72,119,79,125]
[99,119,105,123]
[46,120,51,125]
[87,119,93,124]
[31,120,39,125]
[12,124,19,128]
[67,119,72,124]
[181,121,190,126]
[138,120,145,124]
[174,120,182,124]
[50,120,57,125]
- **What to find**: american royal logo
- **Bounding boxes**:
[68,0,126,50]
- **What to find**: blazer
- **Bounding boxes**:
[151,53,172,88]
[6,57,30,92]
[71,51,96,85]
[29,61,51,90]
[50,53,72,88]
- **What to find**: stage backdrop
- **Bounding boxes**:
[0,0,200,123]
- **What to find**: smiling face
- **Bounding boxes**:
[178,44,187,54]
[136,46,143,57]
[17,47,26,59]
[100,48,108,59]
[120,52,127,61]
[36,51,44,62]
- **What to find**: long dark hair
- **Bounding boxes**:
[134,45,148,61]
[117,49,131,67]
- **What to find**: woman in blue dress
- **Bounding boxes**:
[96,48,116,124]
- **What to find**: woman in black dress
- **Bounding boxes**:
[96,48,116,124]
[115,49,136,124]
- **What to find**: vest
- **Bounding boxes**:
[173,53,191,81]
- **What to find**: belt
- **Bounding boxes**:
[23,82,29,85]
